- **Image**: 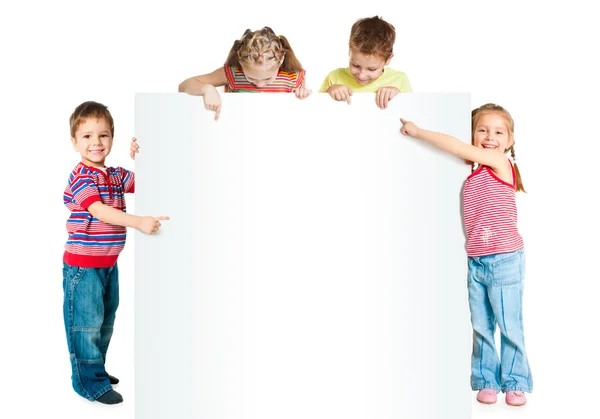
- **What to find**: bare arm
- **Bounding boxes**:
[88,201,169,234]
[400,118,507,172]
[178,68,228,95]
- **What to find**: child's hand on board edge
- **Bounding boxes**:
[326,84,353,104]
[130,137,139,160]
[293,87,312,99]
[376,86,400,109]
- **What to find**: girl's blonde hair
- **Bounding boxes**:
[472,103,526,192]
[224,27,303,72]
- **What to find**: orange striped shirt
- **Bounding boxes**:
[224,65,305,92]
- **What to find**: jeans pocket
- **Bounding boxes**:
[491,252,522,287]
[65,264,87,290]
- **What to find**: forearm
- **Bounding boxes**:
[414,127,469,158]
[178,78,211,95]
[89,203,141,230]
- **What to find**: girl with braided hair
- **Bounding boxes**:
[179,27,311,120]
[400,104,533,407]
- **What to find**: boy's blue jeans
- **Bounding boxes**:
[467,249,533,393]
[62,262,119,400]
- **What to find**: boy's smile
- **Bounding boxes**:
[71,117,113,167]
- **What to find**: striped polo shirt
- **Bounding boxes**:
[224,65,305,92]
[63,162,135,268]
[463,160,523,257]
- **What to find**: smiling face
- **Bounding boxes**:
[348,48,391,86]
[71,117,113,167]
[472,112,514,154]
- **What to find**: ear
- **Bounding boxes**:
[385,53,394,66]
[71,137,78,151]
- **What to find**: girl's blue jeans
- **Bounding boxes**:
[62,262,119,400]
[467,249,533,393]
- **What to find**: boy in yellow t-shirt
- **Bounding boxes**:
[320,16,412,109]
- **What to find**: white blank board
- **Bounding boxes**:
[135,93,472,419]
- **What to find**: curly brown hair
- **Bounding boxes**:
[349,16,395,60]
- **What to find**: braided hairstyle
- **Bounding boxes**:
[224,27,303,72]
[471,103,526,192]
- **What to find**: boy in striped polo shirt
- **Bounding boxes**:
[63,101,168,405]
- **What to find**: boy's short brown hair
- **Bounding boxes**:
[349,16,395,60]
[69,101,115,138]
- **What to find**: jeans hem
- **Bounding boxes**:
[92,385,114,401]
[502,386,532,393]
[471,382,500,392]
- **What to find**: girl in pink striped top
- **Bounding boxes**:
[179,27,311,121]
[400,104,532,407]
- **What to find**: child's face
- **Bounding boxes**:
[242,59,282,87]
[348,48,391,86]
[473,112,514,154]
[71,117,113,167]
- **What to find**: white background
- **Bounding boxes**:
[1,1,598,418]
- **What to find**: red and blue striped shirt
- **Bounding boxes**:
[63,162,135,268]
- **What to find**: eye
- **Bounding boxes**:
[351,63,359,68]
[83,134,90,138]
[368,68,377,71]
[496,131,504,135]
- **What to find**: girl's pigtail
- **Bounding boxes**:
[510,147,526,193]
[278,35,303,72]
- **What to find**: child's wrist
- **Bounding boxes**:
[133,216,142,231]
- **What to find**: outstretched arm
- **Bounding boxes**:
[399,118,507,172]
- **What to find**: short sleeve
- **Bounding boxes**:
[69,174,101,209]
[223,65,236,92]
[295,70,306,89]
[401,75,413,93]
[119,167,135,193]
[319,72,335,92]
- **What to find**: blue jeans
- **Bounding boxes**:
[467,249,533,393]
[62,262,119,400]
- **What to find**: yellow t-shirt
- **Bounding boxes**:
[319,68,412,93]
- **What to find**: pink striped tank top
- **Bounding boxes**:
[463,160,523,257]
